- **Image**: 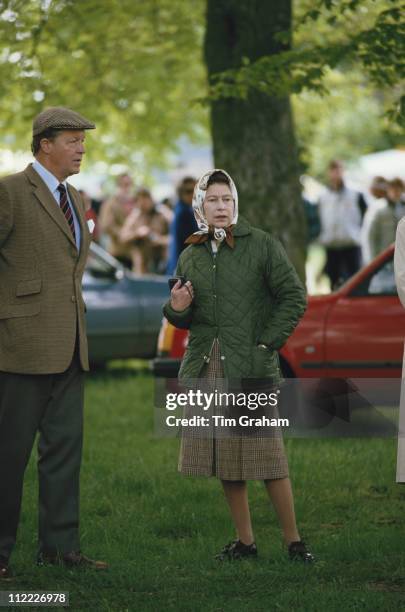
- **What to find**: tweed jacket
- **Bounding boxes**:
[163,216,307,383]
[0,163,91,374]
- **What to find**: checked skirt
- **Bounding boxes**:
[178,339,289,480]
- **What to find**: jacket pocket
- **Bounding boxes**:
[0,303,41,319]
[250,346,281,380]
[16,279,42,297]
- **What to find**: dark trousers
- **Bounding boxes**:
[0,352,84,561]
[325,246,362,289]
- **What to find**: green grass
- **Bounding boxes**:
[10,368,405,611]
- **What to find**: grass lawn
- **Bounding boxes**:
[10,367,405,611]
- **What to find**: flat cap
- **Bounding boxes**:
[33,106,96,136]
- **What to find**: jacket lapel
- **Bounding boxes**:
[25,164,77,247]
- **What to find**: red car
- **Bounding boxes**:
[153,244,403,380]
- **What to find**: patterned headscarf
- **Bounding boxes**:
[185,169,238,247]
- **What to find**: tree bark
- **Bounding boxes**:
[205,0,306,279]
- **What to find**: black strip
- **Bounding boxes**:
[301,361,402,369]
[152,358,180,377]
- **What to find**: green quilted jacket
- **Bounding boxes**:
[163,215,307,382]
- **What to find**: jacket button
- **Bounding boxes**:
[220,355,225,360]
[213,294,216,298]
[213,265,216,270]
[71,296,76,303]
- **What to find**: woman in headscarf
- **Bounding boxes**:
[163,169,314,562]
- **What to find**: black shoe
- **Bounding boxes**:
[0,557,13,581]
[215,539,258,561]
[37,550,108,570]
[288,540,315,563]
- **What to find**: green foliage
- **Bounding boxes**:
[207,0,405,125]
[0,0,402,173]
[293,68,401,177]
[0,0,208,169]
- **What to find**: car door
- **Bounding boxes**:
[324,254,404,378]
[83,245,142,362]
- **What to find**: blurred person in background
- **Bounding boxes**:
[361,177,388,263]
[318,159,367,290]
[166,176,198,274]
[301,194,321,293]
[302,195,320,248]
[368,178,405,259]
[387,177,405,211]
[120,187,169,274]
[370,176,388,202]
[156,196,174,226]
[98,173,136,267]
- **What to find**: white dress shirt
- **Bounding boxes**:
[32,159,81,250]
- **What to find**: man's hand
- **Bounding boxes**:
[170,279,194,312]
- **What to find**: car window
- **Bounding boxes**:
[86,244,123,278]
[350,256,397,297]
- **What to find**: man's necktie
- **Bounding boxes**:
[57,184,76,242]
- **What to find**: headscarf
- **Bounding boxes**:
[185,169,238,248]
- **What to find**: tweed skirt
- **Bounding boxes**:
[178,339,289,480]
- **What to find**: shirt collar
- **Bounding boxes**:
[32,159,67,197]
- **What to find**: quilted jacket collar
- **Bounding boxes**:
[232,215,251,237]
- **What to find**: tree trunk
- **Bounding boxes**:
[205,0,306,279]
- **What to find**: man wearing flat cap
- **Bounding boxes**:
[0,107,107,578]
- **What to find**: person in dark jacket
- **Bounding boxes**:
[166,176,197,274]
[303,196,320,245]
[163,169,314,563]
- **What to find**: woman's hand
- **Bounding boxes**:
[170,280,194,312]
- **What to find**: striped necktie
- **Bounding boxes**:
[57,183,76,242]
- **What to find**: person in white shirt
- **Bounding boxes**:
[318,160,367,289]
